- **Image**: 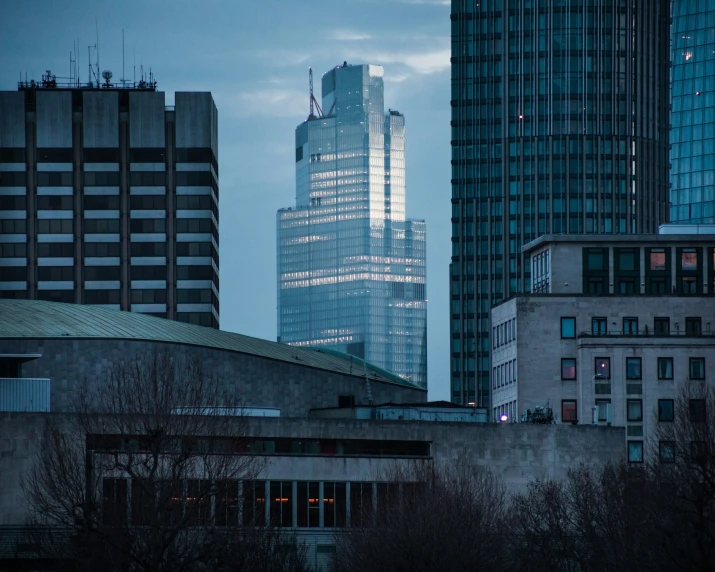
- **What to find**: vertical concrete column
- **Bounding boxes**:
[73,111,82,304]
[120,117,129,310]
[165,115,175,320]
[25,102,36,299]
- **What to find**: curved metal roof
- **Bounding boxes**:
[0,300,422,390]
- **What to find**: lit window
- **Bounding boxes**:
[595,357,611,379]
[561,358,577,380]
[561,400,577,422]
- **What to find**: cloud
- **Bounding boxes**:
[226,88,307,119]
[326,29,372,41]
[347,47,450,76]
[396,0,450,5]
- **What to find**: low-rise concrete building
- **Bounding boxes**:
[0,299,625,568]
[491,234,715,463]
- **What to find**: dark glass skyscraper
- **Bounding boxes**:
[670,2,715,224]
[450,0,670,406]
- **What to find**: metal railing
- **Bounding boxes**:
[579,330,715,338]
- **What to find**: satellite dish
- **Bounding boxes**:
[101,70,113,84]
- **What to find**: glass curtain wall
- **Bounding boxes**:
[450,0,670,406]
[278,64,427,388]
[671,1,715,223]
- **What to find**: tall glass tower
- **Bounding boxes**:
[450,0,670,406]
[671,2,715,224]
[277,64,427,388]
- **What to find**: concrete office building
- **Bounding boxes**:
[491,233,715,463]
[670,2,715,223]
[450,0,671,406]
[277,63,427,388]
[0,71,219,327]
[0,299,623,568]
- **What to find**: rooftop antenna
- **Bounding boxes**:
[308,67,323,120]
[121,29,126,87]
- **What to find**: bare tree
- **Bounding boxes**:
[23,351,307,572]
[510,462,664,572]
[333,462,511,572]
[648,383,715,571]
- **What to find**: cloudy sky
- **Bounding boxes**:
[0,0,452,399]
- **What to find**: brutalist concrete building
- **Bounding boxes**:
[0,71,219,327]
[491,233,715,463]
[0,299,624,568]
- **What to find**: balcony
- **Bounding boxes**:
[0,378,50,412]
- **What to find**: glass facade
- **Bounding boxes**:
[450,0,670,406]
[670,1,715,223]
[278,64,427,388]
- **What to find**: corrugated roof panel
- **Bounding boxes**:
[0,300,422,390]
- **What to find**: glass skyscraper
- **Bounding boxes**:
[670,2,715,224]
[450,0,670,406]
[277,64,427,388]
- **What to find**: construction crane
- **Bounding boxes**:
[308,67,323,120]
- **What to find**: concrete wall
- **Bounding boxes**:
[175,92,218,159]
[83,92,119,148]
[129,91,166,148]
[0,92,25,148]
[0,413,625,526]
[0,338,425,416]
[36,91,72,148]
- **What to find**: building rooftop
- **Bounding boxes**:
[0,300,422,390]
[523,232,715,254]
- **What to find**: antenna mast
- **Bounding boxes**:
[308,67,323,120]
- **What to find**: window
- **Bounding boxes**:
[628,441,643,463]
[560,317,576,338]
[685,317,702,335]
[626,358,642,380]
[595,357,611,379]
[242,480,266,526]
[658,399,674,422]
[214,480,239,526]
[102,478,128,525]
[690,358,705,380]
[561,358,577,380]
[689,399,706,423]
[627,399,643,422]
[623,317,638,335]
[659,441,675,463]
[654,317,670,335]
[591,317,607,335]
[650,249,666,271]
[323,482,347,527]
[595,399,610,422]
[270,481,293,527]
[658,358,674,380]
[681,249,698,271]
[561,400,577,422]
[586,248,606,271]
[296,481,319,528]
[349,482,373,527]
[616,248,637,271]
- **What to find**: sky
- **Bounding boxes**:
[0,0,452,400]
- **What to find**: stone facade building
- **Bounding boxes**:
[491,233,715,463]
